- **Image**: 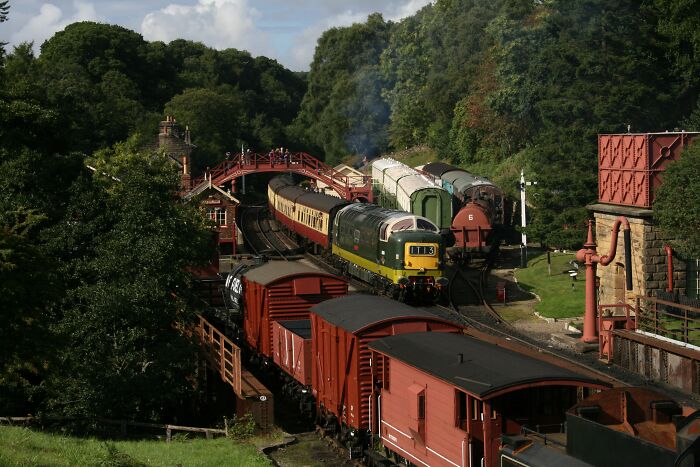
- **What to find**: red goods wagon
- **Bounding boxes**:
[451,200,494,252]
[272,319,312,386]
[309,295,463,433]
[598,132,699,208]
[242,261,348,357]
[369,332,607,467]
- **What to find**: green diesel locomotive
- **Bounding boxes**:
[332,203,448,301]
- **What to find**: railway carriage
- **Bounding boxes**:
[371,158,452,232]
[421,161,504,224]
[369,332,608,467]
[309,295,463,452]
[268,176,350,249]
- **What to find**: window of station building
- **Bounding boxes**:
[206,207,226,225]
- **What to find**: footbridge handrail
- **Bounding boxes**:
[187,152,372,202]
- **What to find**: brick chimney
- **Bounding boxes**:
[181,155,191,190]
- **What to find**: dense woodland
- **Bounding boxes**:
[2,0,700,421]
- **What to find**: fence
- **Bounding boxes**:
[0,416,227,441]
[635,295,700,347]
[196,315,243,395]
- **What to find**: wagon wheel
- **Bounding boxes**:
[398,288,407,303]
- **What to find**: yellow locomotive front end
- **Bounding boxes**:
[404,243,440,271]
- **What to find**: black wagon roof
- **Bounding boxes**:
[295,191,350,212]
[422,162,461,178]
[270,177,349,212]
[278,319,312,339]
[369,332,605,398]
[311,295,451,333]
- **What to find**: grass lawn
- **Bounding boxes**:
[514,251,585,319]
[393,147,438,168]
[0,425,272,467]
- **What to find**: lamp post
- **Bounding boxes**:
[519,170,537,268]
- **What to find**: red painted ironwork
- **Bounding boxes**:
[597,303,635,361]
[664,245,674,292]
[576,217,631,343]
[188,152,372,202]
[598,132,699,208]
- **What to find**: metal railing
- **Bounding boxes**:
[188,152,372,201]
[635,296,700,347]
[520,425,567,448]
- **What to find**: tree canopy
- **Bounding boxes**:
[654,144,700,259]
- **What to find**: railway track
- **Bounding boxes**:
[243,215,627,388]
[438,262,628,386]
[239,206,301,260]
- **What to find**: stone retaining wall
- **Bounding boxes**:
[594,210,686,307]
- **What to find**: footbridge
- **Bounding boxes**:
[185,152,372,202]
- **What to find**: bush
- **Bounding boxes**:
[227,413,256,440]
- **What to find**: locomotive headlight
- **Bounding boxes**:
[397,276,410,286]
[436,277,449,287]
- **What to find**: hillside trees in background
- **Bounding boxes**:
[654,143,700,259]
[293,13,392,164]
[445,0,681,247]
[19,22,306,169]
[381,0,504,154]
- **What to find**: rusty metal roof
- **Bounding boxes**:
[243,261,336,286]
[369,332,604,399]
[311,295,449,333]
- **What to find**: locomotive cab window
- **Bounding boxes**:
[409,245,435,256]
[380,223,389,241]
[391,218,414,232]
[416,218,438,232]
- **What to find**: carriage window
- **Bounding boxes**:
[418,393,425,419]
[416,219,437,232]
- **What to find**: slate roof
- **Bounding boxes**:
[311,295,450,333]
[369,332,604,399]
[278,319,312,339]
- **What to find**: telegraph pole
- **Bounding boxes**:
[519,170,536,268]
